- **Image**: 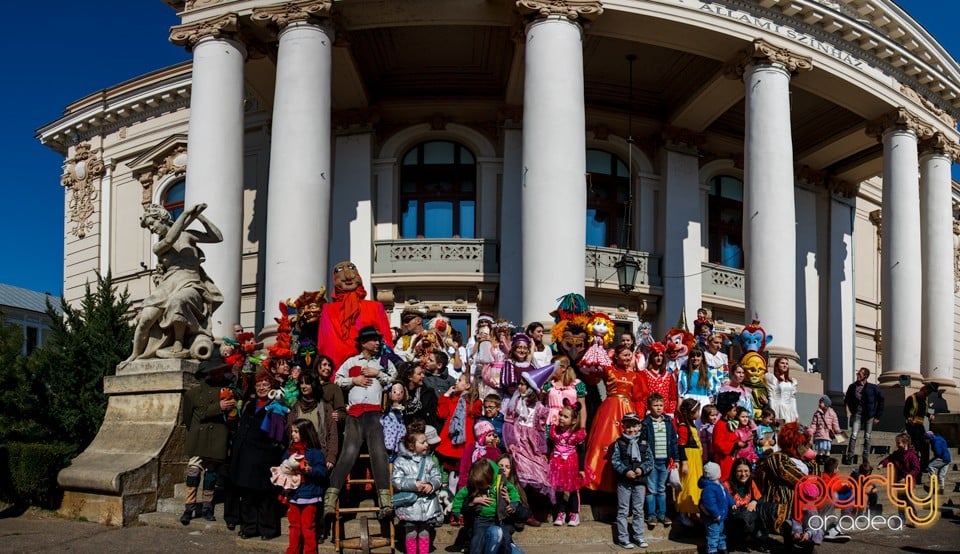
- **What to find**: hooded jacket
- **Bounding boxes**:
[391,443,443,524]
[699,476,735,522]
[451,460,521,520]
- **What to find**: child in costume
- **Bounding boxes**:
[611,412,653,549]
[392,431,443,554]
[502,368,554,504]
[549,401,587,526]
[675,398,704,527]
[382,382,408,462]
[436,374,482,499]
[733,407,759,464]
[698,404,719,465]
[476,319,508,399]
[542,355,587,430]
[678,347,716,407]
[500,333,533,392]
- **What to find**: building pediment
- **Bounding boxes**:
[127,134,189,185]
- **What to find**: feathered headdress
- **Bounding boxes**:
[549,293,592,345]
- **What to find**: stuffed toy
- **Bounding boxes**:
[579,312,615,374]
[270,454,303,491]
[219,387,238,421]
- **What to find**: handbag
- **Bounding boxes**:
[392,457,427,508]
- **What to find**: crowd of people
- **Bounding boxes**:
[178,284,950,554]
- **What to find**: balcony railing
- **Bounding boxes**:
[701,262,744,301]
[585,246,661,289]
[372,239,499,275]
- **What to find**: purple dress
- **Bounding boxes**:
[505,392,553,499]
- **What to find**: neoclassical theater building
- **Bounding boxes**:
[40,0,960,419]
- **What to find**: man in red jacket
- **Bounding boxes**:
[316,261,393,368]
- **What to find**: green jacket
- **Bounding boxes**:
[451,460,520,519]
[181,377,230,461]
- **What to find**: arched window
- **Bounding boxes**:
[586,149,629,247]
[400,141,476,238]
[162,179,185,221]
[707,175,743,269]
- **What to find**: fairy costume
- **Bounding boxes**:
[675,420,703,515]
[548,423,587,493]
[583,365,648,492]
[543,378,586,428]
[503,386,553,499]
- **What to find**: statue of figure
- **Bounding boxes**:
[126,203,224,362]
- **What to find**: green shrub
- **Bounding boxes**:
[0,442,77,508]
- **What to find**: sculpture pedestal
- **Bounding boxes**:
[57,359,197,526]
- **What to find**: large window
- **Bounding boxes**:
[162,179,185,221]
[586,149,629,247]
[707,175,743,269]
[400,141,476,238]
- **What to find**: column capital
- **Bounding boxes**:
[516,0,603,22]
[170,13,239,50]
[251,0,332,31]
[865,107,935,141]
[918,132,960,161]
[796,165,858,199]
[724,39,812,80]
[660,125,705,151]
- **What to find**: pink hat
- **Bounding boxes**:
[474,420,496,442]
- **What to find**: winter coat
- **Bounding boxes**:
[808,407,840,441]
[230,400,285,490]
[879,448,921,482]
[405,384,439,429]
[181,376,231,461]
[639,414,684,462]
[611,434,655,485]
[288,447,328,501]
[699,477,735,522]
[844,381,884,423]
[392,445,443,524]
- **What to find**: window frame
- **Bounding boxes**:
[706,174,744,269]
[399,141,477,239]
[585,148,630,248]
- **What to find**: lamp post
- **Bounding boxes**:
[615,253,640,293]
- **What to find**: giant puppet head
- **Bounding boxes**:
[550,293,591,365]
[332,261,361,293]
[738,318,772,354]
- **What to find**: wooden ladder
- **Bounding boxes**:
[333,453,395,553]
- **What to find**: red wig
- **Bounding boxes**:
[777,422,809,459]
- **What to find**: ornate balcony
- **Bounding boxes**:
[701,262,745,302]
[372,239,499,276]
[585,246,661,290]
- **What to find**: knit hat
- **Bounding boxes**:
[424,425,441,445]
[703,462,721,482]
[820,394,832,407]
[621,412,642,426]
[474,420,496,443]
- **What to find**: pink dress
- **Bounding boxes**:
[734,424,759,463]
[579,335,612,373]
[543,378,586,427]
[549,426,587,493]
[477,340,506,399]
[506,393,553,499]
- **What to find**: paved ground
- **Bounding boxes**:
[1,507,960,553]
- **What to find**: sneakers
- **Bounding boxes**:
[618,542,635,549]
[636,540,649,548]
[659,516,672,527]
[567,513,580,527]
[645,517,656,530]
[554,512,566,526]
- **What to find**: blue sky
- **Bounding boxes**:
[0,1,956,296]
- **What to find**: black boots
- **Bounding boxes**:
[201,502,215,521]
[180,503,197,525]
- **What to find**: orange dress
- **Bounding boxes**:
[583,367,648,492]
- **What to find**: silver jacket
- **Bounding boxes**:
[392,445,443,524]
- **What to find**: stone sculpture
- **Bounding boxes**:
[125,203,224,362]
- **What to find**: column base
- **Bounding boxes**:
[877,370,924,387]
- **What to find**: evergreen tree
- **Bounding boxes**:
[32,272,133,448]
[0,316,46,443]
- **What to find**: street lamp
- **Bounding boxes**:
[615,253,640,293]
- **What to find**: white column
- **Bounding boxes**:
[743,61,798,361]
[661,144,702,330]
[919,138,957,388]
[878,124,923,382]
[521,16,587,323]
[183,34,246,338]
[331,131,374,288]
[499,124,523,324]
[263,21,333,318]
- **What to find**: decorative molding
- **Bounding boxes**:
[865,107,936,141]
[724,39,813,80]
[251,0,332,31]
[515,0,603,22]
[61,143,105,239]
[185,0,224,9]
[900,85,955,128]
[869,209,882,253]
[169,13,238,49]
[918,132,960,162]
[660,125,705,150]
[796,165,857,199]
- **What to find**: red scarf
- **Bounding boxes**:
[332,284,368,342]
